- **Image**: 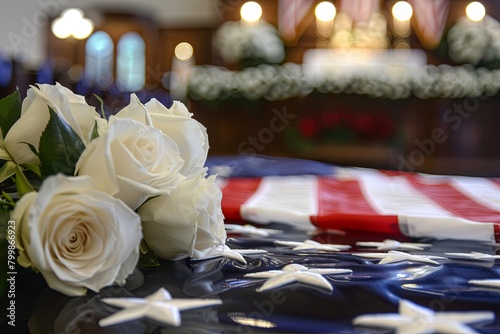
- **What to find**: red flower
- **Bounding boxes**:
[298,118,319,139]
[320,112,342,129]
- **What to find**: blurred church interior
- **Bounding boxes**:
[1,0,500,176]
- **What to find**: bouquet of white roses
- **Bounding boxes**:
[0,83,242,297]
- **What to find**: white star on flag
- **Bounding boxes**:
[353,299,494,334]
[190,244,248,264]
[356,239,432,251]
[307,228,346,237]
[231,249,268,255]
[445,251,500,261]
[275,239,351,252]
[244,263,352,292]
[469,279,500,289]
[352,251,446,265]
[191,246,268,265]
[225,224,283,237]
[99,288,222,327]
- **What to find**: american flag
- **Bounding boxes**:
[409,0,450,48]
[278,0,315,44]
[340,0,380,25]
[220,168,500,242]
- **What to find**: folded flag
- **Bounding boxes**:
[219,167,500,242]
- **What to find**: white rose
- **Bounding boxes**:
[75,117,185,210]
[117,95,209,178]
[3,82,99,165]
[11,174,142,296]
[139,173,227,260]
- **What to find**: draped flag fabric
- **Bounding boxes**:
[340,0,380,25]
[219,167,500,242]
[278,0,315,45]
[409,0,450,49]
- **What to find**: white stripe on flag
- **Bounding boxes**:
[240,175,318,229]
[354,169,454,217]
[353,169,495,241]
[399,215,496,242]
[451,176,500,212]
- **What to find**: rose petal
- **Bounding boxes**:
[115,93,153,126]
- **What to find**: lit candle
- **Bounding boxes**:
[466,1,486,22]
[392,1,412,38]
[170,42,194,101]
[240,1,262,26]
[315,1,336,37]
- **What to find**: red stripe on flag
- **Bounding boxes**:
[407,175,500,223]
[378,169,415,177]
[494,224,500,243]
[311,177,401,235]
[221,178,262,222]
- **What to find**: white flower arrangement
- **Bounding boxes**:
[0,83,240,297]
[187,63,500,101]
[330,12,389,50]
[447,15,500,65]
[212,20,285,66]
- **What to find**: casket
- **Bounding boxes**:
[5,155,500,334]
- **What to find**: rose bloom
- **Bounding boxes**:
[116,95,209,178]
[75,117,185,210]
[2,83,99,165]
[138,173,227,260]
[11,174,142,296]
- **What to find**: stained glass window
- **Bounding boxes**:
[116,32,145,92]
[85,31,114,89]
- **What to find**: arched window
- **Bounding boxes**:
[116,32,145,92]
[85,31,114,89]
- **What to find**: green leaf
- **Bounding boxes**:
[1,191,14,204]
[20,163,42,179]
[0,192,14,212]
[38,107,86,177]
[0,88,21,139]
[138,239,159,267]
[21,141,39,158]
[14,165,34,197]
[93,93,106,119]
[90,120,99,141]
[0,161,16,184]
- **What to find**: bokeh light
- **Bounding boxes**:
[240,2,262,23]
[51,8,94,39]
[315,2,336,22]
[174,42,194,61]
[466,2,486,22]
[392,1,413,21]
